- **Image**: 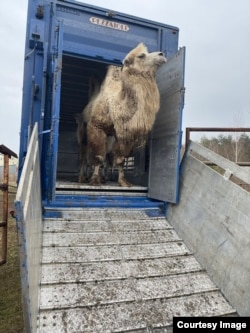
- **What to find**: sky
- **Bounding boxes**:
[0,0,250,155]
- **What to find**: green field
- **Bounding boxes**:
[0,186,24,333]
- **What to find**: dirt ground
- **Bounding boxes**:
[0,185,24,333]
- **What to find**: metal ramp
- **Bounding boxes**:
[38,207,236,332]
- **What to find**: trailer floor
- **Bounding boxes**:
[56,181,148,196]
[38,207,236,332]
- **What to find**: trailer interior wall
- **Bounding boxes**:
[57,56,106,182]
[57,55,149,186]
[166,141,250,316]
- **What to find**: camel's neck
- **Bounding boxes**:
[120,67,160,116]
[121,68,158,94]
[124,67,157,80]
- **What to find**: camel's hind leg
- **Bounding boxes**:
[89,160,102,185]
[78,143,88,183]
[79,163,86,183]
[87,123,107,185]
[117,161,132,187]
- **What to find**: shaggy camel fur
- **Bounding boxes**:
[75,77,100,182]
[87,43,167,186]
[76,76,115,183]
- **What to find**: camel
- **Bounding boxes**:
[87,43,167,186]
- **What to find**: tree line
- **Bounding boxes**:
[199,133,250,162]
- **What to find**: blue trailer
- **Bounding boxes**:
[18,0,185,205]
[16,1,250,332]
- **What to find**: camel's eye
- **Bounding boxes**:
[137,53,146,59]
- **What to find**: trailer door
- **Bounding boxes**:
[46,22,63,201]
[148,47,185,203]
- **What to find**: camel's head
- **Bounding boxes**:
[122,43,167,74]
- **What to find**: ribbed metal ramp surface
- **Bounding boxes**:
[38,208,236,332]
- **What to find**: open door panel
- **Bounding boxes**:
[45,23,63,201]
[148,47,185,203]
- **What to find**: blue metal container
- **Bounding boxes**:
[18,0,185,205]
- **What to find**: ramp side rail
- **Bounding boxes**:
[188,141,250,186]
[167,138,250,315]
[185,127,250,191]
[15,123,43,333]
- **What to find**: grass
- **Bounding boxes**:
[0,186,24,333]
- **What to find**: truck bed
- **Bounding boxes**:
[38,206,236,332]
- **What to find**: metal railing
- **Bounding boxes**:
[185,127,250,151]
[185,127,250,191]
[0,145,17,266]
[185,127,250,166]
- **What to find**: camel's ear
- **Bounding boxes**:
[137,43,148,52]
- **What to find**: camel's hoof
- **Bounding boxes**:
[89,175,102,186]
[101,177,106,184]
[78,177,86,183]
[118,179,133,187]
